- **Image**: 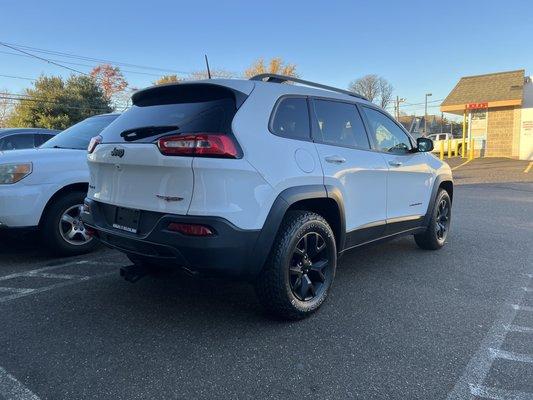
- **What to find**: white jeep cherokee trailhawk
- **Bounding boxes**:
[82,75,453,319]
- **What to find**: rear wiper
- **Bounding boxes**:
[120,125,180,142]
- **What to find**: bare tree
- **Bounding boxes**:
[378,77,393,109]
[349,74,393,108]
[189,69,235,80]
[349,74,380,103]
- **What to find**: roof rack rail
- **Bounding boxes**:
[249,73,368,101]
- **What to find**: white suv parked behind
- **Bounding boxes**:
[0,113,118,255]
[82,75,453,319]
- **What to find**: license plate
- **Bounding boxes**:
[112,207,140,233]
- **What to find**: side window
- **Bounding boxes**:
[0,134,35,150]
[270,97,310,140]
[312,99,370,149]
[361,107,412,154]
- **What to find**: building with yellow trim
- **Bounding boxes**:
[440,70,533,160]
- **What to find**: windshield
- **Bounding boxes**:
[40,115,118,150]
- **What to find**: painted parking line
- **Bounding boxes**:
[524,162,533,173]
[451,159,473,171]
[0,366,40,400]
[470,385,533,400]
[505,325,533,333]
[446,273,533,399]
[489,348,533,364]
[0,259,119,304]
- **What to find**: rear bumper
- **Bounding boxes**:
[82,199,261,279]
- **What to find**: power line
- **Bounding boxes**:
[0,41,88,75]
[0,73,36,81]
[0,92,129,110]
[1,41,194,75]
[0,50,171,78]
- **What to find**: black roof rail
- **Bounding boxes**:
[249,73,368,101]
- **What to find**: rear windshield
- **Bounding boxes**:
[100,84,238,143]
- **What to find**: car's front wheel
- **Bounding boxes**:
[255,210,337,320]
[41,191,98,256]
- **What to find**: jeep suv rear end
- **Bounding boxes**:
[83,76,452,319]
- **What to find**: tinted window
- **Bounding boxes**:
[41,115,118,150]
[362,107,412,153]
[35,134,55,146]
[101,84,238,143]
[0,134,35,150]
[312,100,370,149]
[271,97,310,140]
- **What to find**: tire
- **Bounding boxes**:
[40,191,98,256]
[414,189,451,250]
[255,210,337,320]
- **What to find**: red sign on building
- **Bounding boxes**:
[466,102,488,110]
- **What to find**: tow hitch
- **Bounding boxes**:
[120,264,148,283]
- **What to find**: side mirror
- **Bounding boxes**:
[417,137,433,152]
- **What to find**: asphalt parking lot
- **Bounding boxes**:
[0,160,532,399]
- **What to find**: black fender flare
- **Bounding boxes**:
[248,184,346,277]
[423,174,453,227]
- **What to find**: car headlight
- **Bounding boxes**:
[0,163,32,184]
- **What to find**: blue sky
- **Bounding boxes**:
[1,0,532,117]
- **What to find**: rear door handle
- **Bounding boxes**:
[388,161,403,167]
[325,156,346,164]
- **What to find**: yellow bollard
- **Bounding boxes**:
[469,137,474,160]
[447,139,452,158]
[440,140,444,160]
[454,141,459,157]
[462,110,467,158]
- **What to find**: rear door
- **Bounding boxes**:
[360,106,433,230]
[311,98,388,245]
[88,84,243,216]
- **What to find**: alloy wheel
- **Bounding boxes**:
[59,204,92,246]
[289,232,331,301]
[435,199,450,241]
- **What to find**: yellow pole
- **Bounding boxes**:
[462,110,466,158]
[469,137,474,160]
[440,140,445,160]
[447,138,452,158]
[454,140,459,157]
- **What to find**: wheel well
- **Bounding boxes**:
[287,198,342,249]
[39,183,88,226]
[439,180,453,203]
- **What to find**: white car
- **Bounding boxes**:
[83,75,453,319]
[427,133,462,153]
[0,113,118,255]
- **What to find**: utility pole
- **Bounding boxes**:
[424,93,432,135]
[395,96,406,121]
[440,112,444,134]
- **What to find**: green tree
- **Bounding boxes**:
[7,75,112,130]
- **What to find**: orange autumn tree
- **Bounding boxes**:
[244,57,298,78]
[90,64,128,103]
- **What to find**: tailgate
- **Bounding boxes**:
[87,143,193,215]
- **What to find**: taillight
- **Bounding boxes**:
[167,222,215,236]
[157,134,239,158]
[88,135,102,154]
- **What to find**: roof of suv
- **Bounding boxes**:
[132,78,374,107]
